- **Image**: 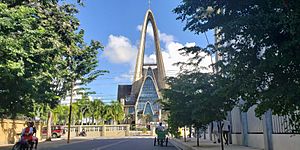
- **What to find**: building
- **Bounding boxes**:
[118,9,166,125]
[60,81,92,105]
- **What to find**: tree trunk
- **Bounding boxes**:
[67,81,74,143]
[219,121,224,150]
[184,126,187,142]
[189,126,192,138]
[92,114,95,125]
[196,127,200,146]
[46,111,52,141]
[81,114,83,125]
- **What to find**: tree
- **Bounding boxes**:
[89,99,104,125]
[162,69,234,147]
[0,0,106,141]
[52,105,69,125]
[102,101,124,125]
[110,101,125,125]
[174,0,300,131]
[75,98,90,125]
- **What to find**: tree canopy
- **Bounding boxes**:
[162,71,234,137]
[0,0,105,118]
[173,0,300,131]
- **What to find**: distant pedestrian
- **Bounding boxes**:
[222,120,230,145]
[212,121,220,143]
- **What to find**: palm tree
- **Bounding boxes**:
[89,99,104,125]
[103,105,113,124]
[110,101,125,125]
[75,98,90,125]
[52,105,69,125]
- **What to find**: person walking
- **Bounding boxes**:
[212,121,220,143]
[222,120,230,145]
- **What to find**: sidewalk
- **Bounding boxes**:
[171,137,262,150]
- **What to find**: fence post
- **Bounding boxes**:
[102,125,106,136]
[263,110,273,150]
[126,125,130,136]
[241,111,248,146]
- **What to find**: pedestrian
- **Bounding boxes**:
[212,121,220,143]
[222,120,230,145]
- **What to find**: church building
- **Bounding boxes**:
[117,9,166,125]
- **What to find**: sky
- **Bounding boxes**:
[69,0,215,103]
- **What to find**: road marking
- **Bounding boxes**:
[91,140,129,150]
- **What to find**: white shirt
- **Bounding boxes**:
[156,125,165,132]
[222,120,230,131]
[212,121,219,132]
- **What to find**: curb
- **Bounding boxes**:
[170,138,194,150]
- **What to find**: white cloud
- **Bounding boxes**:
[114,73,133,82]
[137,24,175,44]
[108,24,213,82]
[104,35,137,64]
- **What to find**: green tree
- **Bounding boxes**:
[102,101,124,125]
[162,71,234,146]
[0,0,106,141]
[52,105,69,125]
[89,99,105,125]
[110,101,125,125]
[75,97,90,125]
[174,0,300,131]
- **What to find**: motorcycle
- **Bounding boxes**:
[79,130,87,137]
[12,133,35,150]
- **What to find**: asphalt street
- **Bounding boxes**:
[0,137,178,150]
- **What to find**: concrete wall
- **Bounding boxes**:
[0,119,43,145]
[273,134,300,150]
[231,134,243,145]
[230,105,300,150]
[247,134,264,149]
[231,107,242,134]
[0,120,131,145]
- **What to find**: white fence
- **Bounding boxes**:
[229,105,300,150]
[65,125,129,137]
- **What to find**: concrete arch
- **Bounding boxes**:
[133,9,166,89]
[143,101,154,115]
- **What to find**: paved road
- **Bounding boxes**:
[0,137,178,150]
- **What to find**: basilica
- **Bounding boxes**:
[117,9,166,126]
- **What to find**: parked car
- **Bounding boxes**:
[42,125,65,138]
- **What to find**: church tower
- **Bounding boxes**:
[132,9,166,124]
[117,9,166,125]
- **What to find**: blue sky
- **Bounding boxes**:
[71,0,214,103]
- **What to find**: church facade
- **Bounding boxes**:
[117,9,166,125]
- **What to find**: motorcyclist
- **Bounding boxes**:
[21,121,34,149]
[30,122,38,149]
[79,128,86,136]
